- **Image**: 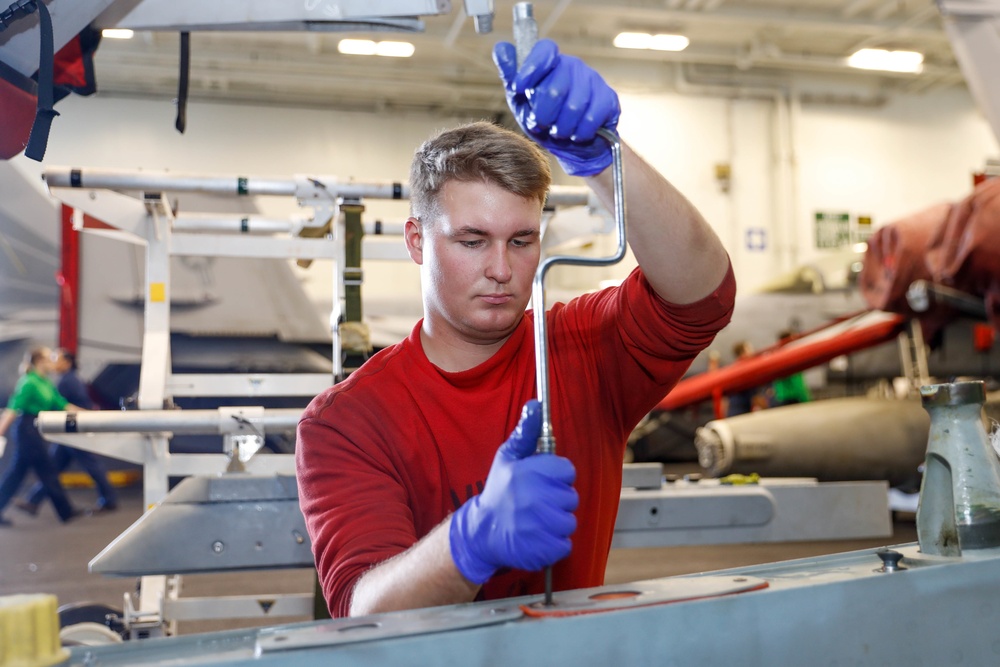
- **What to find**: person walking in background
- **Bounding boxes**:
[0,346,86,526]
[725,340,768,417]
[770,330,812,407]
[15,348,118,516]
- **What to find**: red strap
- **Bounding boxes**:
[54,35,86,89]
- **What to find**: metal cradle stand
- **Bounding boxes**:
[41,167,595,638]
[41,168,410,637]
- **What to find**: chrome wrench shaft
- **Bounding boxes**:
[513,0,628,607]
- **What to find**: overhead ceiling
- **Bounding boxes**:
[87,0,965,116]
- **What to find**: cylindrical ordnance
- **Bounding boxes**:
[697,398,920,486]
[917,381,1000,556]
[696,393,1000,487]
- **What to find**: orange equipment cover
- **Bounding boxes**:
[859,178,1000,332]
[857,202,950,316]
[925,178,1000,331]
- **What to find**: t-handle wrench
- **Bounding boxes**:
[513,1,628,606]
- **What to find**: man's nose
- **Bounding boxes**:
[485,244,512,283]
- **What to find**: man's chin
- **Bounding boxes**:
[467,310,523,340]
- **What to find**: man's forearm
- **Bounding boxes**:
[586,141,730,304]
[349,517,480,617]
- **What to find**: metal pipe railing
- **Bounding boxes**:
[43,167,410,200]
[36,407,302,435]
[43,169,592,207]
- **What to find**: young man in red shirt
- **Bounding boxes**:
[297,39,736,617]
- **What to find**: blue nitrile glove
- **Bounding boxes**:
[449,399,579,585]
[493,39,620,177]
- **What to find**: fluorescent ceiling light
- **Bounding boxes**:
[375,41,415,58]
[847,48,923,73]
[614,32,652,50]
[650,34,690,52]
[338,39,377,55]
[338,39,414,58]
[101,28,134,39]
[614,32,689,52]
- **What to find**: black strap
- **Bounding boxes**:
[24,0,57,162]
[175,31,190,133]
[0,0,36,33]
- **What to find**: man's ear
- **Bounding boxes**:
[404,217,423,265]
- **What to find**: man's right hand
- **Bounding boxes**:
[449,399,579,585]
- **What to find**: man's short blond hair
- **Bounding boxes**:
[409,121,551,225]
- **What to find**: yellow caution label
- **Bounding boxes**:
[719,473,761,486]
[149,282,166,302]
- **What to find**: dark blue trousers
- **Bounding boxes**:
[0,415,75,521]
[25,444,118,509]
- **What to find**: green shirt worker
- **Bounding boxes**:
[0,346,85,525]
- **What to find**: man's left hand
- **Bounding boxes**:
[494,39,620,177]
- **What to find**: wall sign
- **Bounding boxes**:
[745,227,767,251]
[815,211,850,249]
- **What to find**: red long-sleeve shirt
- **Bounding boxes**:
[297,265,735,617]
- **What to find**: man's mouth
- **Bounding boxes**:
[480,293,513,305]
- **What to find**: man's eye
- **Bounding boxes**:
[460,240,484,248]
[511,239,532,248]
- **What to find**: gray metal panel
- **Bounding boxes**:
[66,544,1000,666]
[613,479,891,548]
[91,474,890,575]
[90,476,312,576]
[165,474,299,503]
[620,462,662,490]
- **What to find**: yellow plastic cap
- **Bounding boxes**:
[0,594,69,667]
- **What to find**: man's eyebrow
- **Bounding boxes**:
[453,226,488,236]
[451,227,539,238]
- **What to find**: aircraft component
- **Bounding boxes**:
[258,603,523,652]
[917,381,1000,556]
[696,390,1000,487]
[61,539,1000,665]
[90,474,311,576]
[90,468,888,578]
[695,397,930,486]
[614,478,890,548]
